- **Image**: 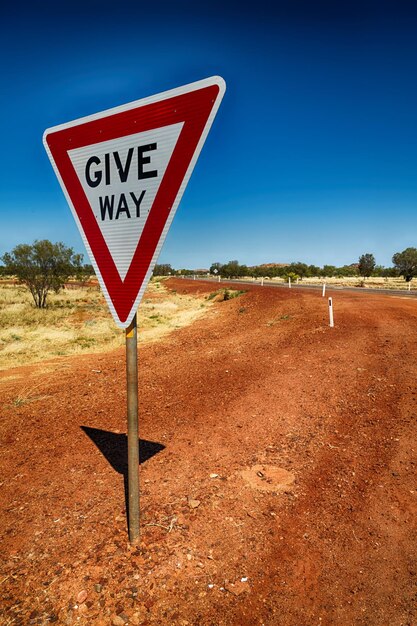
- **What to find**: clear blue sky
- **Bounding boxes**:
[1,0,416,269]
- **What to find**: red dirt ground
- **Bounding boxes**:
[1,278,416,626]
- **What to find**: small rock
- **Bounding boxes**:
[188,499,201,509]
[144,597,155,610]
[77,590,88,604]
[94,583,102,593]
[112,615,126,626]
[210,473,219,478]
[131,614,141,625]
[225,580,250,596]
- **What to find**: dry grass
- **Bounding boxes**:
[0,280,212,370]
[244,276,415,290]
[295,276,414,290]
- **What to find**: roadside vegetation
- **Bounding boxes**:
[207,248,417,282]
[207,288,246,301]
[0,280,212,370]
[152,248,417,283]
[0,239,415,370]
[1,240,87,308]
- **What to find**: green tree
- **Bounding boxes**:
[209,262,222,275]
[81,263,94,278]
[358,253,376,277]
[1,240,83,308]
[336,265,358,277]
[283,270,299,283]
[372,265,385,277]
[392,247,417,281]
[321,265,337,277]
[307,265,321,277]
[153,263,174,276]
[380,266,397,278]
[75,263,95,285]
[289,262,309,279]
[221,260,241,278]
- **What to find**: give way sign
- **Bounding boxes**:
[43,76,226,328]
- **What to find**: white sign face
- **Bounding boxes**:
[43,76,226,328]
[68,123,183,281]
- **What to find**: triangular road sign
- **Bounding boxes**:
[43,76,226,328]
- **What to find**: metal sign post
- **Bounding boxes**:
[126,314,139,543]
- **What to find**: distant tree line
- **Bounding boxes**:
[128,250,417,282]
[152,249,417,281]
[208,258,401,280]
[153,264,198,276]
[206,250,416,281]
[1,241,416,309]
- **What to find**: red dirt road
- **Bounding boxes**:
[1,279,416,625]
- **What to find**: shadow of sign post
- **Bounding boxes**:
[81,426,165,527]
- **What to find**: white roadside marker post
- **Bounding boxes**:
[218,275,221,283]
[288,277,291,289]
[322,283,326,297]
[261,277,264,286]
[408,282,411,291]
[328,297,334,328]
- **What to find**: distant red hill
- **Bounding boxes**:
[255,263,290,268]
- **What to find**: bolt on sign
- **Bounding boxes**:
[43,76,226,327]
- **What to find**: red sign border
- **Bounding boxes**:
[44,77,225,327]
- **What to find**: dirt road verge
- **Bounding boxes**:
[1,278,416,625]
